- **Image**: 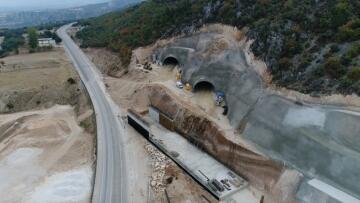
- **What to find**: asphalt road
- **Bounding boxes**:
[57,24,128,203]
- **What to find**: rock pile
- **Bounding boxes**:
[145,144,171,193]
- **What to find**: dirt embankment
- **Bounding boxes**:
[83,48,125,77]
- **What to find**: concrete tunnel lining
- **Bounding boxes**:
[193,81,215,92]
[163,56,180,66]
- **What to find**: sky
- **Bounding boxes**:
[0,0,109,11]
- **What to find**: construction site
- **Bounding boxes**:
[83,23,360,203]
[0,0,359,202]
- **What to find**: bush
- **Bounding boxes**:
[337,19,360,42]
[324,57,346,78]
[341,54,352,66]
[283,39,302,56]
[339,77,354,89]
[331,1,351,28]
[323,51,333,58]
[67,77,76,84]
[347,67,360,81]
[6,103,14,109]
[346,42,360,58]
[313,66,325,77]
[330,44,340,53]
[278,57,292,70]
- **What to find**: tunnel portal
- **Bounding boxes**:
[194,81,215,92]
[163,56,179,66]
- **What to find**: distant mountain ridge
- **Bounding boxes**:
[0,1,141,29]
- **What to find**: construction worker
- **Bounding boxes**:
[176,69,182,81]
[185,83,192,91]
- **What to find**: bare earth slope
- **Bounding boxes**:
[0,105,95,203]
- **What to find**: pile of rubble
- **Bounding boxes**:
[145,144,171,193]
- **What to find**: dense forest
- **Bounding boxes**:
[77,0,360,95]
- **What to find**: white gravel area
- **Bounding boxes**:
[28,167,92,203]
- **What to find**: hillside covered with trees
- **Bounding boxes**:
[77,0,360,95]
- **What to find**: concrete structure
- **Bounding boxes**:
[297,179,360,203]
[154,32,360,199]
[38,38,56,47]
[128,108,252,201]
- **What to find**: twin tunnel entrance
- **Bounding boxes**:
[162,56,227,114]
[163,56,215,92]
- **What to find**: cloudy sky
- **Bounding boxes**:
[0,0,109,11]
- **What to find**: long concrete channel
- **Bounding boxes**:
[57,24,128,203]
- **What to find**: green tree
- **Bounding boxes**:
[27,27,38,50]
[331,1,351,28]
[346,42,360,58]
[347,67,360,81]
[324,57,346,78]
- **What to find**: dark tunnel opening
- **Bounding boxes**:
[194,81,215,92]
[163,57,179,66]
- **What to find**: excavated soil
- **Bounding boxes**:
[0,105,95,203]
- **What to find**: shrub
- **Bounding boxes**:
[337,19,360,42]
[346,42,360,58]
[6,103,14,109]
[67,77,76,84]
[313,66,325,77]
[283,39,302,56]
[330,44,340,53]
[323,51,333,58]
[278,57,292,70]
[339,77,353,89]
[341,54,352,66]
[347,67,360,81]
[299,58,311,69]
[324,57,346,78]
[331,1,351,28]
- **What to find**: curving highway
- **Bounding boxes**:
[57,24,128,203]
